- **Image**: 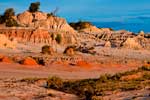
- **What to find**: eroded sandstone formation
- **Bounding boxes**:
[0,34,17,49]
[0,10,78,45]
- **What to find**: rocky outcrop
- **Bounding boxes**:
[79,26,103,34]
[121,38,142,49]
[0,28,52,44]
[104,41,111,47]
[17,11,33,26]
[16,11,78,44]
[17,11,47,26]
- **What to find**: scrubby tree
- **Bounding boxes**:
[0,15,5,24]
[29,2,40,12]
[4,8,15,19]
[0,8,18,27]
[5,18,18,27]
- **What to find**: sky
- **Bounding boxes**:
[0,0,150,23]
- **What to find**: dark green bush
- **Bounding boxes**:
[70,21,92,30]
[29,2,40,12]
[5,18,18,27]
[0,8,18,27]
[4,8,15,19]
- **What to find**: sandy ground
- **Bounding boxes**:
[0,62,139,80]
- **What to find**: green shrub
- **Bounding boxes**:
[141,66,150,71]
[29,2,40,12]
[0,8,18,27]
[41,45,54,55]
[47,76,63,89]
[4,8,15,19]
[69,21,92,30]
[0,15,5,24]
[5,18,18,27]
[47,13,55,18]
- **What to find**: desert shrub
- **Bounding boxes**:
[41,45,54,55]
[141,66,150,71]
[0,15,5,24]
[63,45,76,55]
[84,85,94,100]
[47,13,55,18]
[120,81,142,91]
[47,76,63,89]
[70,21,92,30]
[45,66,150,99]
[4,8,15,19]
[143,72,150,80]
[55,34,62,44]
[5,18,18,27]
[98,74,112,82]
[29,2,40,12]
[0,8,18,27]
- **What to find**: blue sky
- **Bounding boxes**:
[0,0,150,22]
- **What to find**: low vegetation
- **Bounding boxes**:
[0,8,18,27]
[70,21,93,30]
[29,2,40,13]
[41,45,54,55]
[46,66,150,100]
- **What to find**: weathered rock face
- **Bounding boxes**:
[16,11,78,44]
[104,41,111,47]
[33,11,47,21]
[0,34,17,49]
[17,11,47,26]
[17,11,33,25]
[138,30,145,37]
[122,38,142,49]
[79,26,103,34]
[0,29,52,44]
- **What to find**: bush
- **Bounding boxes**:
[55,34,62,44]
[29,2,40,12]
[70,21,92,30]
[4,8,15,19]
[63,45,76,56]
[5,18,18,27]
[47,13,55,18]
[47,76,63,89]
[0,8,18,27]
[41,45,54,55]
[0,15,5,24]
